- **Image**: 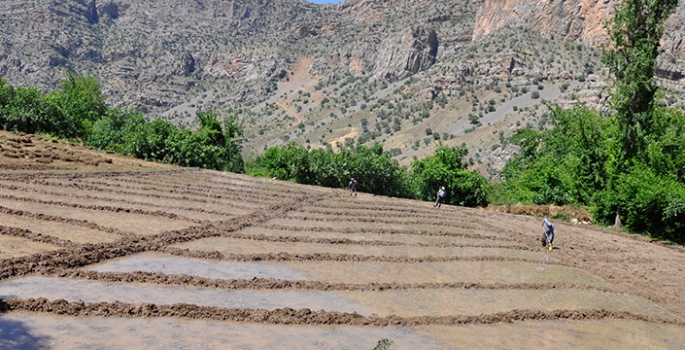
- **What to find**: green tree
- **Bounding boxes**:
[601,0,678,165]
[56,71,109,137]
[410,143,488,207]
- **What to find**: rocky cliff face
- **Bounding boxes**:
[374,26,439,80]
[1,0,684,120]
[473,0,615,46]
[341,26,439,80]
[474,0,685,53]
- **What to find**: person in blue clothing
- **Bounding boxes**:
[541,217,555,248]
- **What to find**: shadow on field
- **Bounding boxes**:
[0,300,48,350]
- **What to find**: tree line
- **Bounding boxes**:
[0,72,244,172]
[490,0,684,242]
[247,142,488,207]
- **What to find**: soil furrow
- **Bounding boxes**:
[0,225,76,249]
[316,202,466,214]
[158,248,547,264]
[256,224,519,242]
[218,232,531,251]
[0,169,196,182]
[0,182,236,217]
[0,194,326,280]
[0,205,136,238]
[1,298,681,327]
[0,194,205,224]
[99,176,311,199]
[26,179,259,210]
[58,270,618,293]
[78,178,293,204]
[299,207,482,222]
[285,213,485,229]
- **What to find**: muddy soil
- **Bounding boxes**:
[0,167,684,348]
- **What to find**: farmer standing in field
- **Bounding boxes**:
[541,217,555,249]
[434,186,446,208]
[348,178,358,196]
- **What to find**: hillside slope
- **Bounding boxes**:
[0,130,174,171]
[2,0,685,176]
[0,167,683,348]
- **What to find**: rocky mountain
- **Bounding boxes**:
[2,0,685,177]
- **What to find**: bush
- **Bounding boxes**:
[251,143,410,197]
[410,144,488,207]
[593,166,685,242]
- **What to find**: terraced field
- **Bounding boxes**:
[1,169,684,349]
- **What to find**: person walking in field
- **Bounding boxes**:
[348,178,358,196]
[541,217,555,249]
[434,186,446,208]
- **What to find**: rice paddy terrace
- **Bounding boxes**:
[0,169,684,349]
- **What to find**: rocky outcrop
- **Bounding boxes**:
[181,52,195,77]
[473,0,614,46]
[474,0,685,54]
[342,26,439,80]
[86,0,98,24]
[374,26,439,80]
[99,2,119,20]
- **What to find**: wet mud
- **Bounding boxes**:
[63,269,617,294]
[1,168,685,347]
[222,229,530,250]
[0,277,370,315]
[170,236,540,261]
[160,246,543,264]
[237,226,527,248]
[1,298,681,327]
[1,313,436,349]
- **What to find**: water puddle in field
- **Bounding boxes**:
[0,277,368,314]
[414,319,685,349]
[89,253,309,280]
[90,254,616,290]
[268,260,618,290]
[0,313,436,349]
